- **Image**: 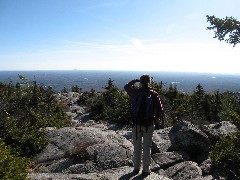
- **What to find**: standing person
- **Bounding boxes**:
[124,74,164,177]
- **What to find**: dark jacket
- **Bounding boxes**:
[124,79,163,120]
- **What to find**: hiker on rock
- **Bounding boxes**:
[124,74,164,177]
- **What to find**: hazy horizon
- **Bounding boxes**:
[1,70,240,93]
[0,69,240,76]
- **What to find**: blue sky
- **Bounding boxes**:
[1,0,240,73]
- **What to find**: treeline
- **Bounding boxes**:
[0,77,239,179]
[89,79,240,128]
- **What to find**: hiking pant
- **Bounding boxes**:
[132,124,154,172]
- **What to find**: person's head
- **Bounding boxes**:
[140,74,152,86]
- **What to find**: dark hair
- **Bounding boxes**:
[140,74,151,84]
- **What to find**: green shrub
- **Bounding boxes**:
[90,79,132,124]
[210,131,240,178]
[103,91,131,123]
[0,139,29,180]
[0,76,71,157]
[3,117,49,157]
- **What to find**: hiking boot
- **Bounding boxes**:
[142,171,151,177]
[133,169,139,175]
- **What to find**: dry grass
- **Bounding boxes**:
[68,140,95,160]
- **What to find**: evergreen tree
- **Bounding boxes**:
[61,87,68,93]
[212,91,222,122]
[72,85,81,93]
[90,79,131,124]
[191,84,206,124]
[165,84,179,124]
[164,84,191,125]
[207,15,240,47]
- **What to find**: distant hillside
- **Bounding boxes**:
[0,70,240,93]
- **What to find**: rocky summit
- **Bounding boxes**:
[28,110,237,180]
[28,92,237,179]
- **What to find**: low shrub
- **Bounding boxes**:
[210,131,240,179]
[0,139,29,180]
[0,76,71,157]
[90,79,132,124]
